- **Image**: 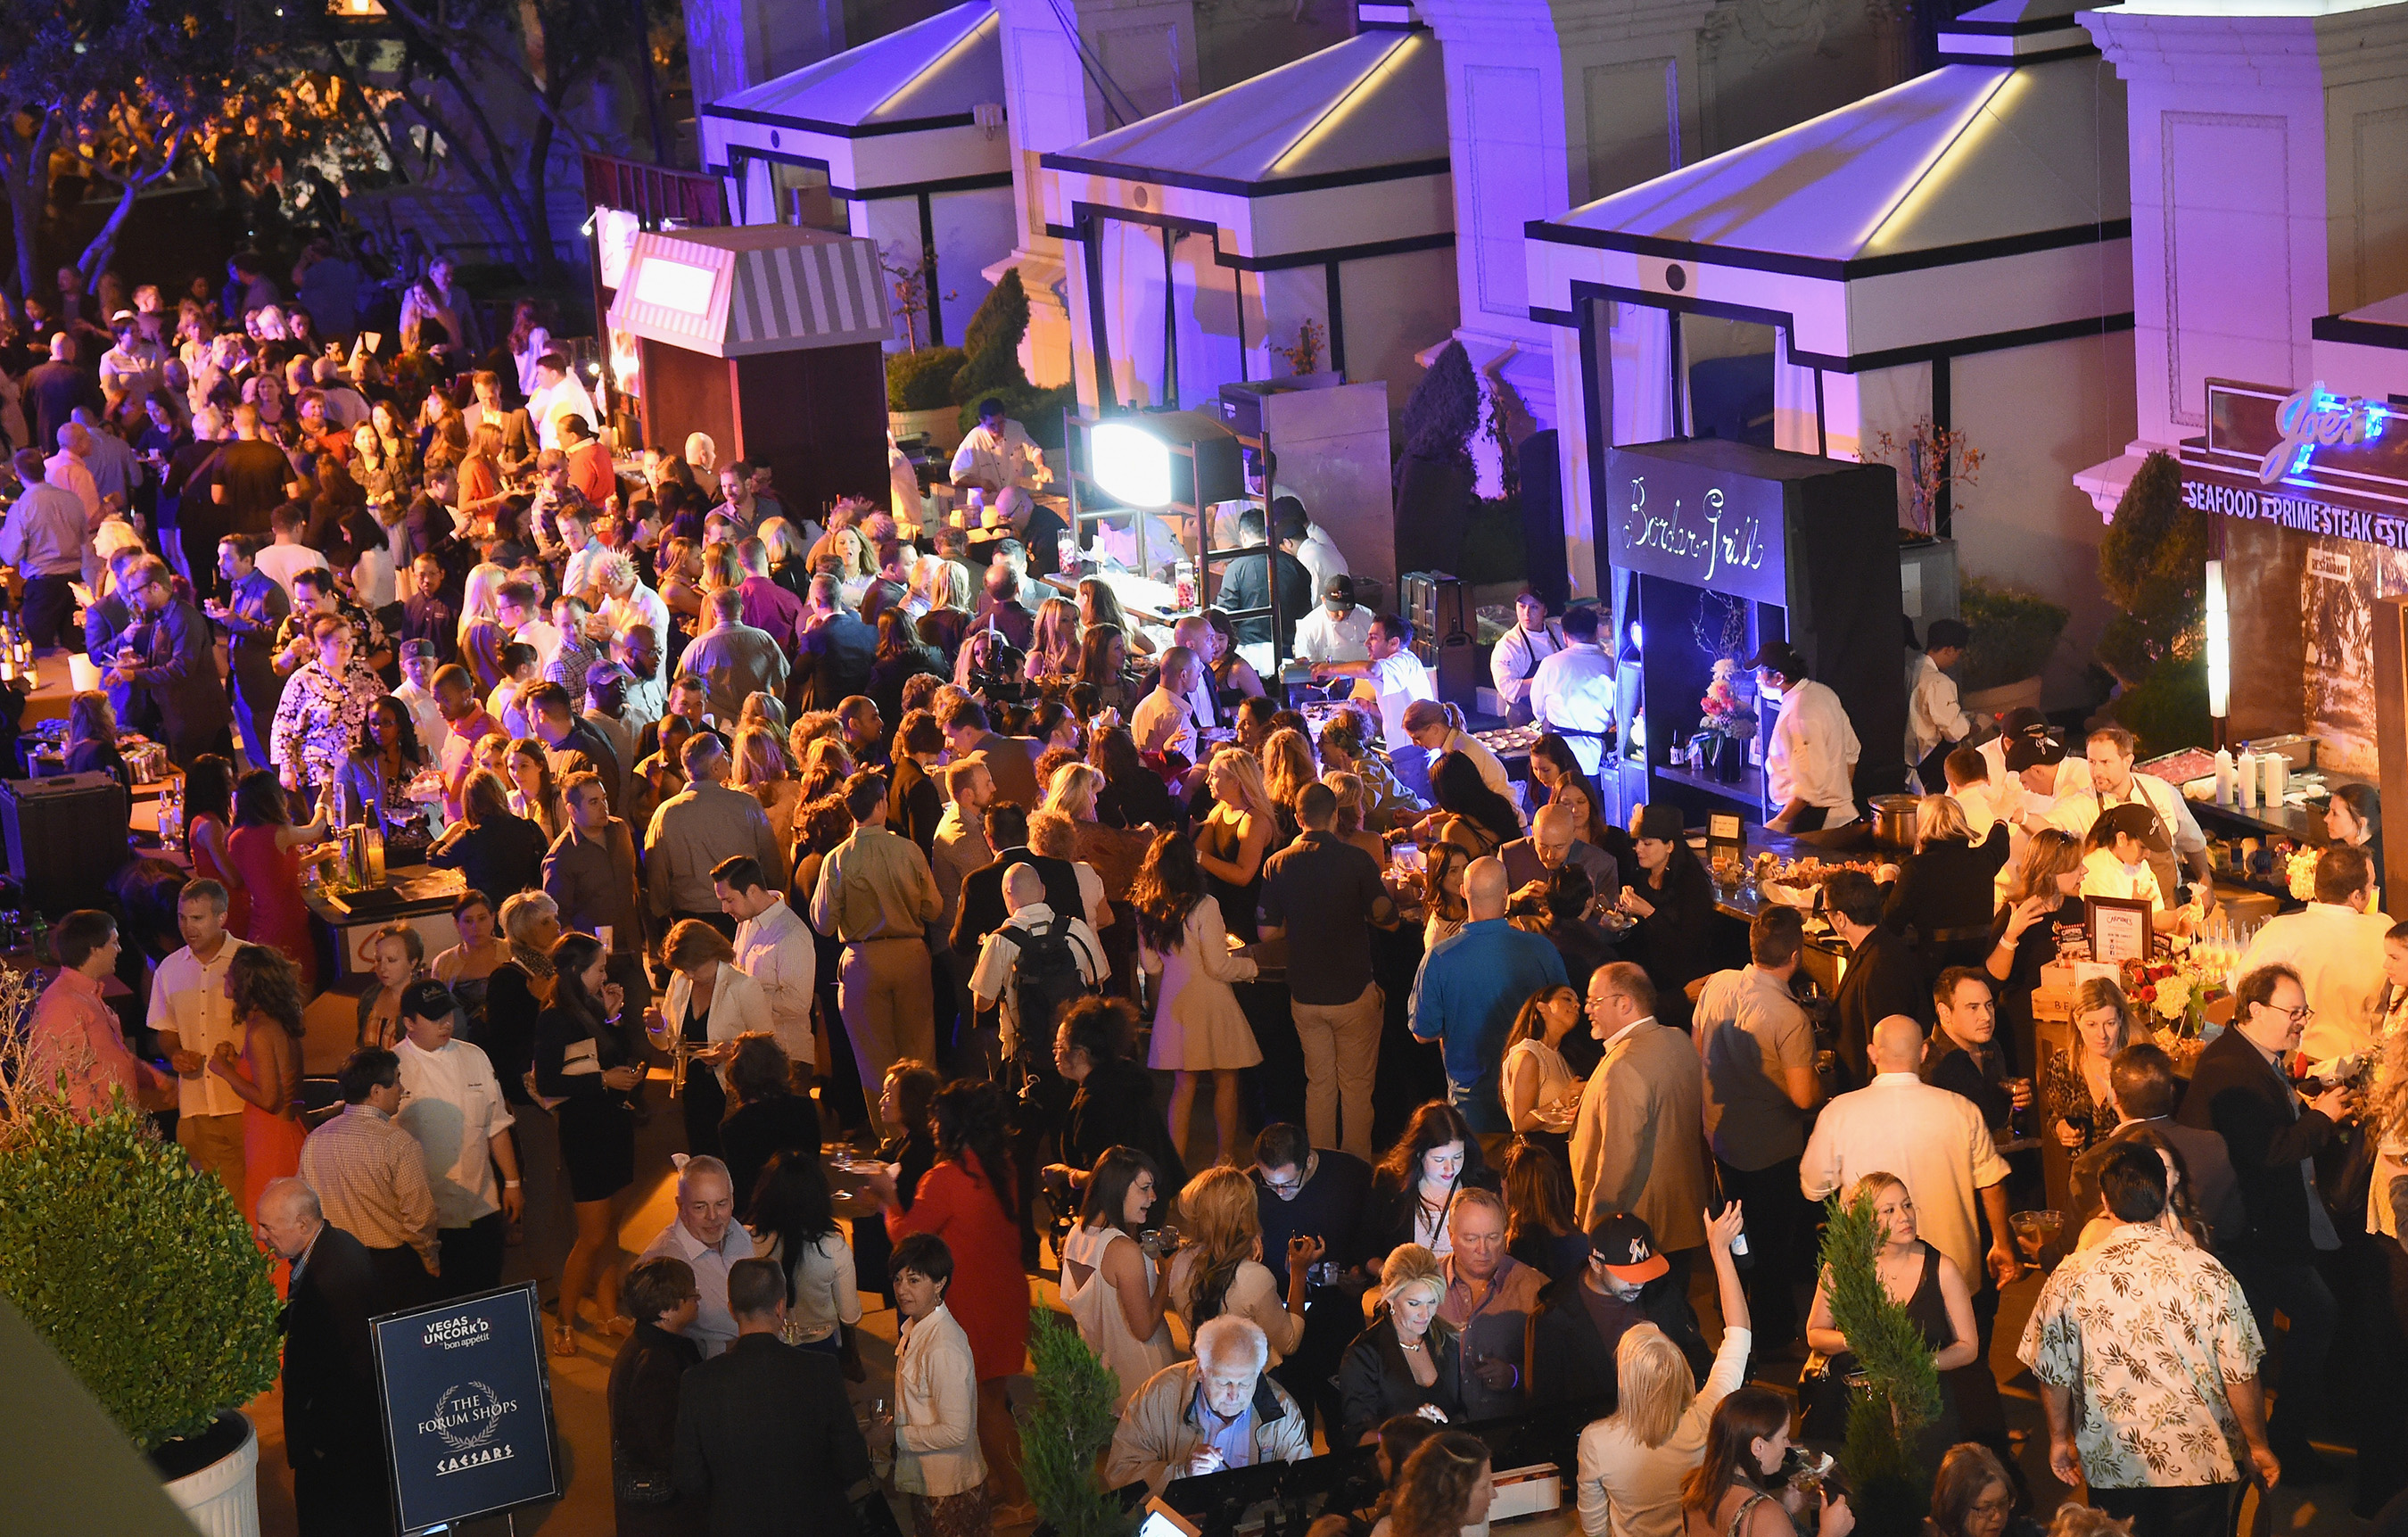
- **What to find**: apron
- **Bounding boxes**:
[2099,783,2184,905]
[1501,624,1563,727]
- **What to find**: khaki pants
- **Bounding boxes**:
[1291,981,1382,1161]
[839,938,935,1094]
[177,1111,246,1203]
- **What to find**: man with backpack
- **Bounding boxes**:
[968,861,1104,1267]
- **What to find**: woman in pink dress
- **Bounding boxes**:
[226,768,332,994]
[209,944,311,1225]
[27,911,164,1120]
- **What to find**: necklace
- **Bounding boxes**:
[1398,1338,1424,1352]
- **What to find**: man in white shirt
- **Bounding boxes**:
[1976,707,2091,803]
[1909,618,1972,790]
[1529,605,1618,776]
[715,855,818,1089]
[2231,843,2392,1061]
[525,351,598,451]
[1167,614,1225,731]
[1291,576,1373,666]
[1316,612,1437,755]
[150,880,252,1201]
[595,550,673,692]
[45,420,104,521]
[1131,647,1203,762]
[1748,640,1860,832]
[969,864,1103,1056]
[1278,492,1348,601]
[255,502,330,603]
[635,1155,754,1358]
[1802,1015,2021,1297]
[1491,591,1568,727]
[392,640,448,763]
[2049,724,2210,907]
[496,579,564,673]
[949,397,1048,494]
[392,979,521,1295]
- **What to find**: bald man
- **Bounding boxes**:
[1802,1015,2020,1300]
[1409,855,1571,1137]
[259,1178,400,1536]
[1499,801,1621,914]
[969,859,1101,1058]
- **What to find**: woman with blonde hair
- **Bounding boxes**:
[697,540,742,597]
[1259,729,1318,836]
[1579,1205,1752,1537]
[731,724,799,871]
[2041,978,2136,1153]
[1882,793,2010,980]
[1194,747,1279,937]
[794,735,854,806]
[1338,1243,1463,1445]
[1802,1172,1992,1451]
[1167,1165,1312,1368]
[758,517,812,599]
[459,562,507,644]
[1044,760,1104,823]
[1322,771,1390,865]
[1029,596,1082,681]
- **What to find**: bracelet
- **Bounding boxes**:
[504,1180,522,1187]
[1510,1364,1521,1389]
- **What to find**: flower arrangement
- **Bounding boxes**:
[1700,657,1758,740]
[2286,848,2318,902]
[2121,955,2225,1072]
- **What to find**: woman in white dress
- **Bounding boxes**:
[1167,1166,1315,1368]
[1134,830,1260,1166]
[1057,1146,1179,1409]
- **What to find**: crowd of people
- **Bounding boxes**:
[7,244,2408,1537]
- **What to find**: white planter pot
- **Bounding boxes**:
[161,1411,260,1537]
[890,407,965,457]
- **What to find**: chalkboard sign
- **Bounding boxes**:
[1605,447,1787,607]
[373,1282,563,1534]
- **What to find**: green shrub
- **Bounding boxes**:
[954,268,1031,401]
[2110,651,2211,756]
[2097,450,2209,681]
[1958,576,2070,694]
[0,1101,281,1450]
[1023,1309,1134,1537]
[887,346,968,413]
[1459,494,1528,585]
[1820,1186,1938,1529]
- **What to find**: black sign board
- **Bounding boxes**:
[372,1282,563,1534]
[1605,443,1787,606]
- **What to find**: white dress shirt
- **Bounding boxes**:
[394,678,447,763]
[1365,649,1436,748]
[1801,1071,2011,1284]
[1131,685,1198,759]
[526,373,598,450]
[1529,641,1618,774]
[948,417,1045,491]
[1295,524,1348,599]
[393,1036,515,1228]
[1765,679,1860,825]
[731,897,817,1065]
[599,581,673,690]
[2233,899,2395,1061]
[147,936,252,1119]
[637,1214,755,1358]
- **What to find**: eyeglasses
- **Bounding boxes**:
[1261,1173,1304,1195]
[2256,1002,2315,1024]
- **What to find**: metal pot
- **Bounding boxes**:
[1869,794,1922,850]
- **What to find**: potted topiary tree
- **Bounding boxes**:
[0,1064,283,1536]
[1023,1309,1135,1537]
[1818,1187,1942,1536]
[1956,575,2070,719]
[888,343,971,456]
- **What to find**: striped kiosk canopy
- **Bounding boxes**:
[607,224,893,359]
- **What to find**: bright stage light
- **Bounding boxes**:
[1092,422,1175,508]
[2205,558,2230,721]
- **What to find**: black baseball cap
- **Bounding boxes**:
[1741,640,1807,679]
[2003,735,2066,773]
[2093,802,2171,854]
[2000,707,2049,740]
[1926,618,1970,650]
[1585,1211,1670,1283]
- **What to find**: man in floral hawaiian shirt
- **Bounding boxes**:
[2018,1142,2279,1537]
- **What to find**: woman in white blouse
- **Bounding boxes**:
[748,1150,862,1356]
[873,1233,990,1536]
[1576,1204,1751,1537]
[646,921,772,1162]
[1502,986,1585,1136]
[1058,1146,1178,1408]
[1167,1165,1318,1368]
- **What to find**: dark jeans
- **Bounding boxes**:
[2090,1482,2235,1537]
[1715,1155,1806,1350]
[2359,1234,2408,1513]
[439,1211,506,1296]
[2232,1253,2338,1454]
[21,574,82,650]
[1273,1283,1366,1443]
[1239,979,1306,1133]
[365,1244,434,1308]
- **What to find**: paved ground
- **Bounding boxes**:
[238,1070,2379,1536]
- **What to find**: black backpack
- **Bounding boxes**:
[999,910,1096,1051]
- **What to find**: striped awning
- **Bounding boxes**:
[607,225,893,359]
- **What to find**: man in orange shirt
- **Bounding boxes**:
[561,414,615,508]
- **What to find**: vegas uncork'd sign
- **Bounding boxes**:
[374,1282,563,1533]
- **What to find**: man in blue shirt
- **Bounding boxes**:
[1408,857,1571,1135]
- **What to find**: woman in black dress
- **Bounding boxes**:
[720,1033,821,1218]
[428,767,547,902]
[1984,829,2089,1076]
[1338,1244,1464,1446]
[1043,996,1188,1198]
[852,1059,940,1305]
[1613,803,1716,1033]
[534,930,639,1357]
[483,890,562,1102]
[1883,793,2013,986]
[868,608,941,735]
[1362,1102,1500,1271]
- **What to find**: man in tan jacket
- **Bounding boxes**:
[1104,1318,1315,1495]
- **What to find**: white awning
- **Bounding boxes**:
[608,226,893,359]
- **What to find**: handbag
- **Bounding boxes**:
[610,1449,678,1507]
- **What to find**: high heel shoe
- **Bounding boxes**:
[548,1323,579,1359]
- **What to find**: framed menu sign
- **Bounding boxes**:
[2086,896,2153,964]
[1605,442,1787,606]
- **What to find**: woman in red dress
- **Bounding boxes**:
[864,1079,1032,1521]
[183,755,245,932]
[209,945,311,1227]
[226,768,333,994]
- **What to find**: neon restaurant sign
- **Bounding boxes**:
[2180,379,2408,549]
